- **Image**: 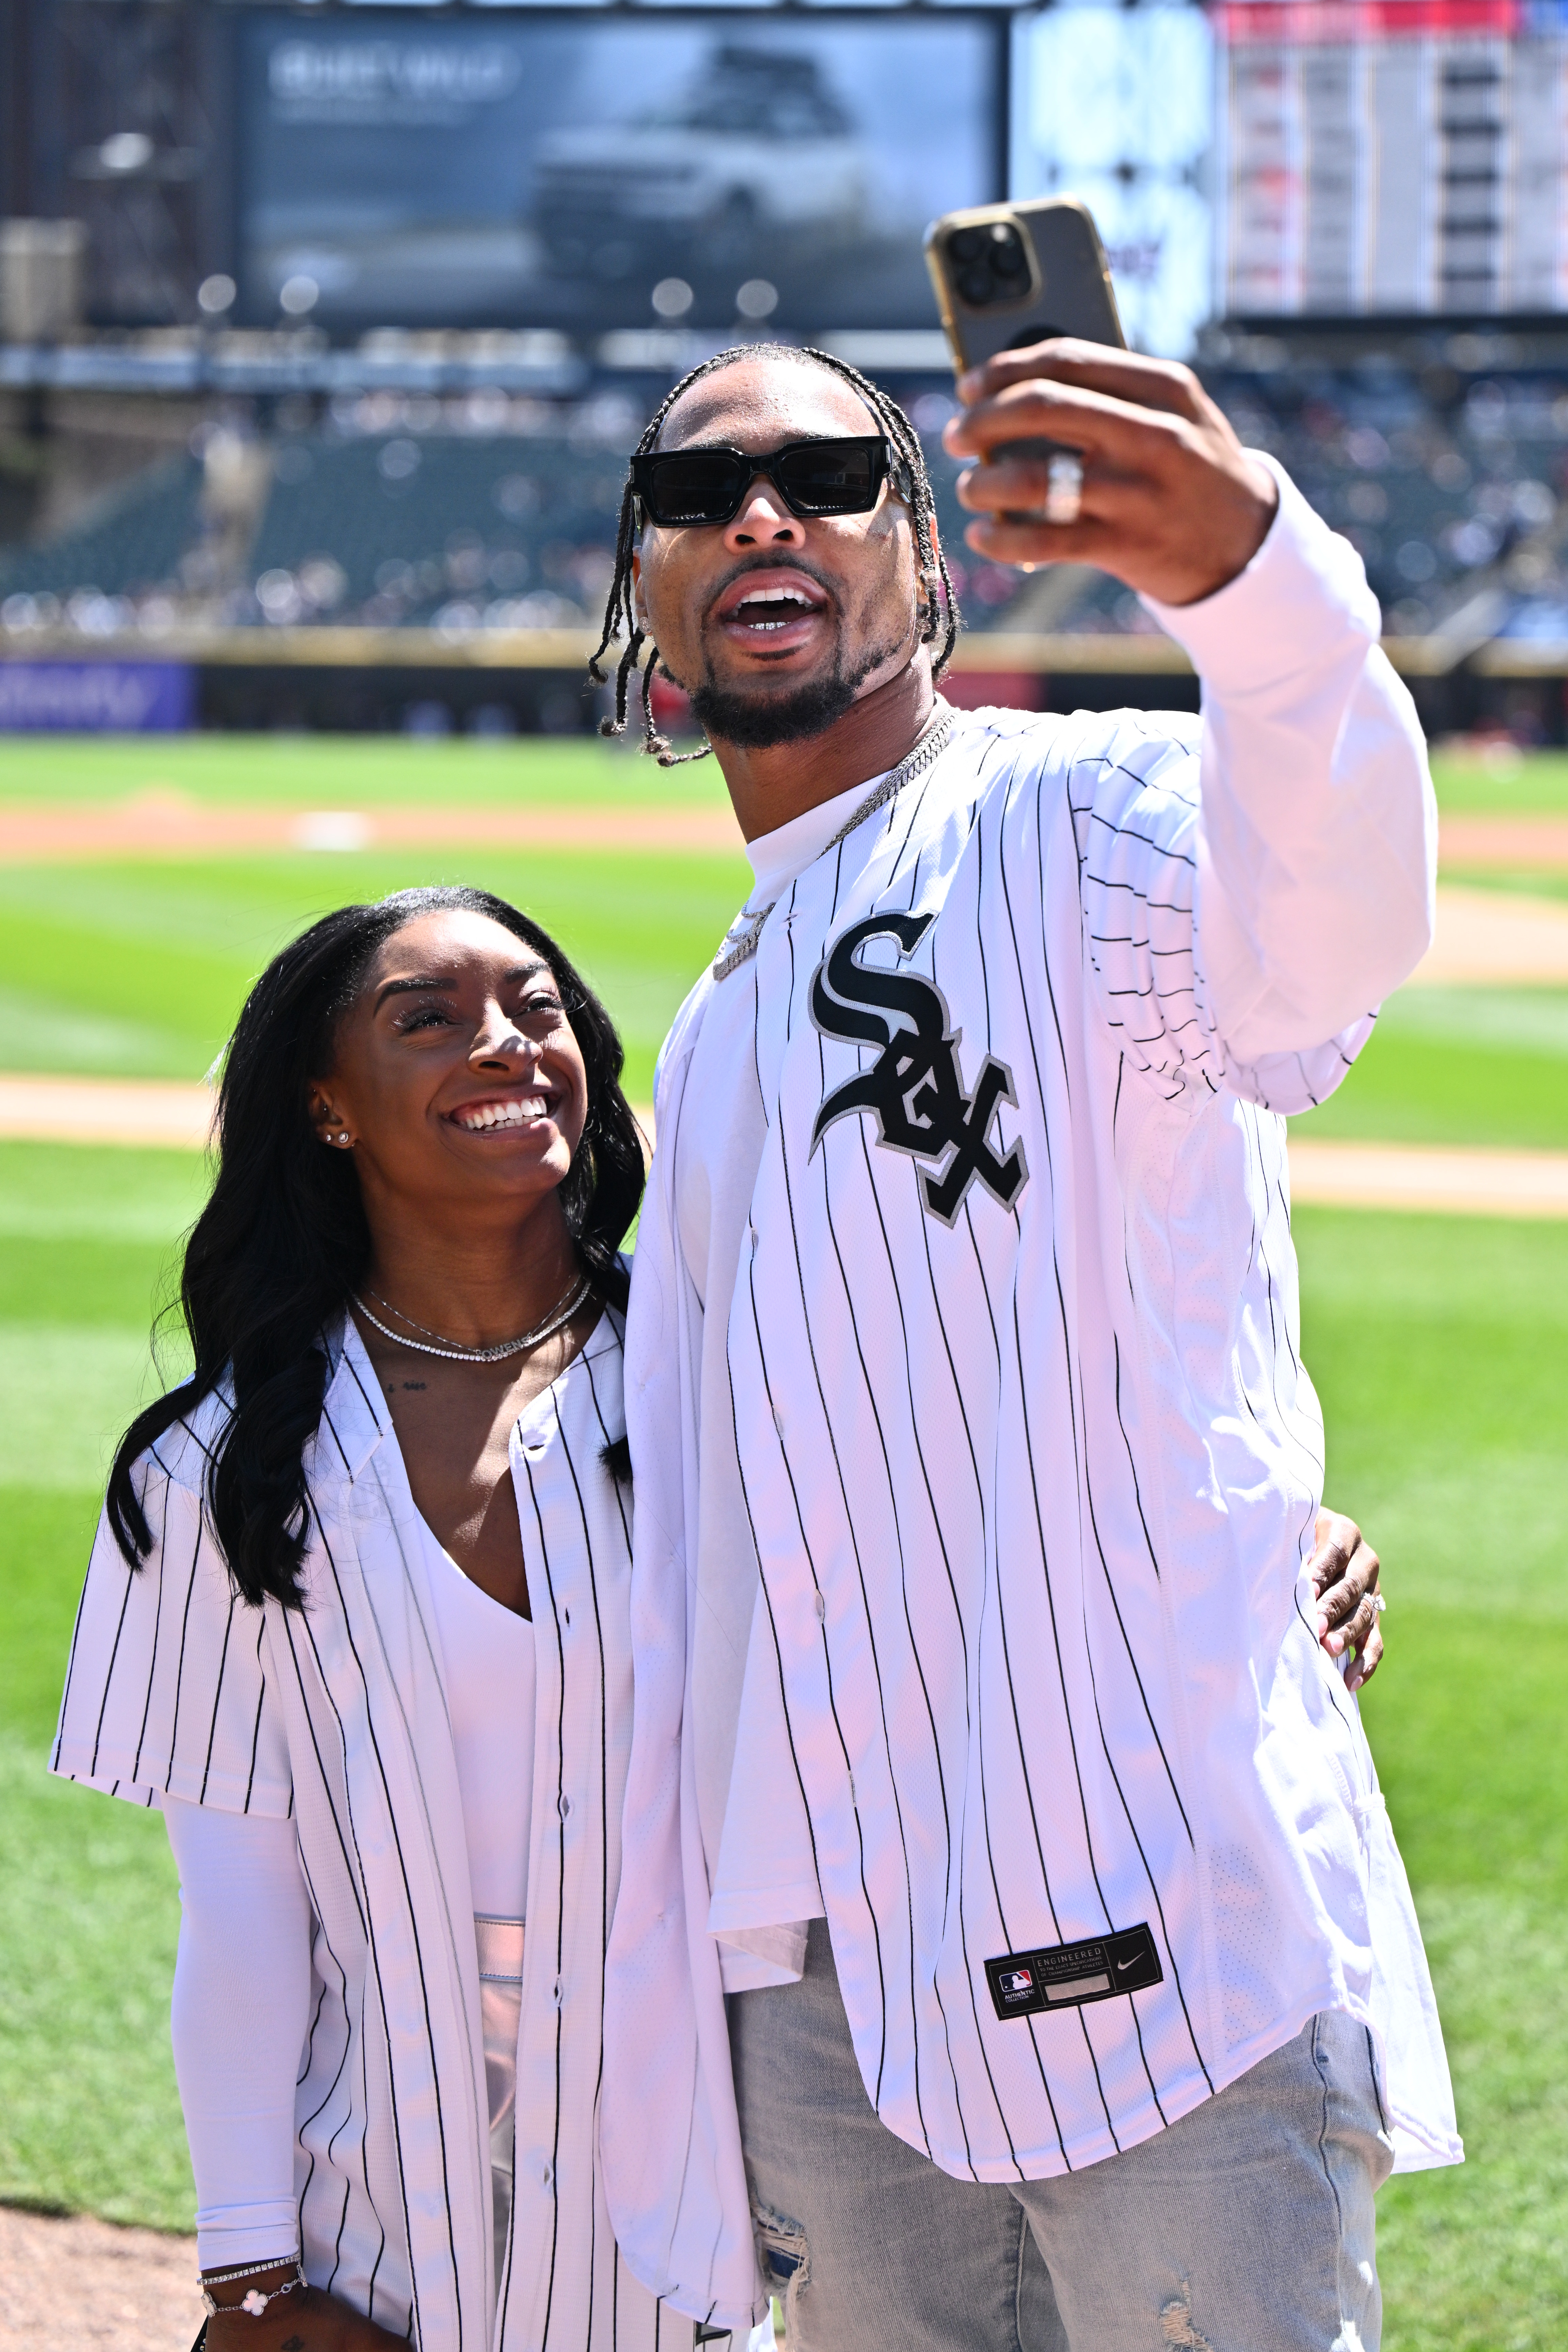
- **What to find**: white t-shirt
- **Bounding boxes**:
[674,771,886,1991]
[423,1520,536,1923]
[164,1516,537,2267]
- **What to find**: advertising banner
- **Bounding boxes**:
[0,662,197,732]
[236,11,1001,334]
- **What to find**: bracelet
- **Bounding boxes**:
[200,2259,307,2319]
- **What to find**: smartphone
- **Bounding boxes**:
[924,197,1126,374]
[924,198,1125,507]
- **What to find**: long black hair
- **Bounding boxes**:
[106,885,644,1609]
[589,342,961,762]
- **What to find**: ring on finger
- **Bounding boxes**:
[1045,451,1083,527]
[1375,1594,1386,1613]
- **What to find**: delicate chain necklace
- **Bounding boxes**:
[712,699,958,983]
[351,1271,593,1365]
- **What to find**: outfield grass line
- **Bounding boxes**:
[1438,814,1568,868]
[1290,1137,1568,1217]
[1411,884,1568,986]
[0,1075,216,1149]
[0,1073,657,1155]
[0,798,744,863]
[6,1076,1568,1219]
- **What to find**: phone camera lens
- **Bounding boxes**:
[957,265,994,306]
[991,237,1028,281]
[948,227,986,264]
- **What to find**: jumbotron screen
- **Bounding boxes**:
[1218,0,1568,318]
[233,10,1003,335]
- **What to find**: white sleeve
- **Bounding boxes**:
[52,1445,292,1818]
[1143,453,1437,1068]
[164,1793,313,2270]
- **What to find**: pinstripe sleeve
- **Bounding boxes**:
[1069,706,1381,1118]
[51,1446,291,1819]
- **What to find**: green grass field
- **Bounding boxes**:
[0,734,1564,2351]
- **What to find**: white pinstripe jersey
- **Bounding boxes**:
[53,1311,691,2352]
[604,474,1460,2331]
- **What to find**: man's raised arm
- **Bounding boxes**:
[946,343,1436,1062]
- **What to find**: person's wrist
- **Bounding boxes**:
[200,2256,305,2319]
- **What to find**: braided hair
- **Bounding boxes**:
[588,343,961,764]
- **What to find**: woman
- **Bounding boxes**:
[51,885,688,2352]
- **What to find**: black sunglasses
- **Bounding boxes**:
[630,435,895,528]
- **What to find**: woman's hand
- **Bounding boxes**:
[203,2274,410,2352]
[1307,1508,1384,1693]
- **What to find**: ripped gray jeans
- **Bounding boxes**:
[728,1920,1394,2352]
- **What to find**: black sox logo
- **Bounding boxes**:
[809,912,1030,1226]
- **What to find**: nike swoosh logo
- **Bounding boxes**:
[1114,1954,1142,1972]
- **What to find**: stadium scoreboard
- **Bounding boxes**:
[198,0,1568,347]
[1219,0,1568,318]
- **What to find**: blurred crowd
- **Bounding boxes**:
[1,362,1566,656]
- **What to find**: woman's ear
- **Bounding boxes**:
[307,1085,354,1151]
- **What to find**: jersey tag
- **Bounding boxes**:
[985,1924,1162,2019]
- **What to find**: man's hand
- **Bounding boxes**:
[1308,1508,1384,1694]
[942,340,1278,606]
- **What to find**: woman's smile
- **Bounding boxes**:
[449,1090,561,1134]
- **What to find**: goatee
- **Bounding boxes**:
[687,632,905,752]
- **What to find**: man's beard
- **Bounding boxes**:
[686,629,905,751]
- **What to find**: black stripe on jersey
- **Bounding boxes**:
[1109,1337,1165,1599]
[161,1498,207,1792]
[199,1588,238,1805]
[1077,1462,1209,2100]
[303,1492,460,2351]
[737,1190,900,2121]
[290,1832,362,2275]
[280,1597,387,2307]
[518,1446,568,2352]
[1079,1437,1196,1848]
[243,1613,268,1813]
[959,756,1076,2161]
[994,769,1128,2146]
[1078,808,1197,868]
[835,825,987,2172]
[128,1459,174,1787]
[341,1345,390,1445]
[83,1543,137,1783]
[278,1603,386,2313]
[1032,765,1176,2126]
[917,867,1031,2177]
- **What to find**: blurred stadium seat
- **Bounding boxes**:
[0,363,1564,682]
[0,456,203,632]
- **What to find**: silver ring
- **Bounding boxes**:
[1045,451,1083,527]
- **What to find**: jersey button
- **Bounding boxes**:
[813,1592,826,1622]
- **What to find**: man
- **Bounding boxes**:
[597,339,1458,2352]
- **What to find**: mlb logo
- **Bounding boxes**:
[998,1968,1034,1997]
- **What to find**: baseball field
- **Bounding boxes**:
[0,731,1564,2352]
